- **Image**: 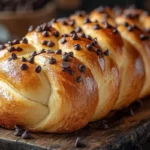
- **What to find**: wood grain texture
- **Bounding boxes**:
[0,98,150,150]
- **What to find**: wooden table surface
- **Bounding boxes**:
[0,98,150,150]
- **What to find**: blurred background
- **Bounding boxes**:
[0,0,149,43]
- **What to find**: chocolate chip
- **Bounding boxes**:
[62,20,68,25]
[93,24,101,30]
[42,40,48,45]
[123,22,129,27]
[38,49,46,54]
[0,44,5,50]
[12,39,20,45]
[49,57,56,64]
[22,37,28,44]
[103,49,109,56]
[20,64,28,70]
[28,25,34,32]
[16,46,23,52]
[21,57,27,62]
[80,33,86,38]
[103,22,111,28]
[8,46,15,52]
[28,56,34,64]
[140,34,149,40]
[49,18,57,25]
[62,34,69,37]
[62,67,74,75]
[9,53,17,60]
[62,61,69,68]
[79,65,86,72]
[69,20,75,26]
[8,41,13,46]
[72,33,79,40]
[86,44,92,51]
[55,49,62,54]
[47,41,55,47]
[75,11,86,17]
[35,65,41,73]
[62,54,70,62]
[74,44,81,50]
[84,17,91,24]
[42,31,49,37]
[91,40,98,47]
[75,137,86,148]
[75,27,82,33]
[36,26,42,32]
[86,35,92,40]
[53,31,59,38]
[14,126,24,136]
[76,76,82,82]
[21,130,32,139]
[95,48,102,56]
[68,52,74,57]
[96,6,105,13]
[30,51,37,57]
[112,28,118,34]
[127,26,134,32]
[60,37,66,44]
[47,50,54,54]
[41,23,49,31]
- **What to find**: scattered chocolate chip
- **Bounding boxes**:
[84,17,91,24]
[42,40,48,45]
[30,51,37,57]
[53,31,59,38]
[62,54,70,62]
[76,76,82,82]
[35,65,41,73]
[49,57,56,64]
[72,33,79,40]
[75,137,86,148]
[8,41,13,46]
[8,46,15,52]
[79,33,86,38]
[16,46,23,52]
[41,23,49,31]
[0,44,5,50]
[60,37,66,44]
[21,130,32,139]
[36,26,42,32]
[79,65,86,72]
[47,50,54,54]
[9,53,17,60]
[75,27,82,33]
[96,6,105,13]
[47,41,55,47]
[123,22,129,27]
[22,37,28,44]
[12,39,20,45]
[62,61,69,68]
[28,56,34,64]
[20,64,28,70]
[55,49,62,54]
[86,44,92,51]
[91,40,98,47]
[62,20,68,26]
[112,28,118,34]
[74,44,81,50]
[42,31,49,37]
[49,18,57,25]
[68,52,74,57]
[127,26,134,32]
[75,11,86,17]
[93,24,101,30]
[62,34,69,37]
[104,22,112,28]
[95,48,102,56]
[86,35,93,40]
[38,49,46,54]
[21,57,27,62]
[69,20,75,26]
[103,49,109,56]
[14,126,24,136]
[28,25,34,32]
[140,34,149,40]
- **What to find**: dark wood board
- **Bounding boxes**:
[0,98,150,150]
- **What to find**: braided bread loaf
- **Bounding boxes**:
[0,6,149,133]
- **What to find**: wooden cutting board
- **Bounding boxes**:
[0,98,150,150]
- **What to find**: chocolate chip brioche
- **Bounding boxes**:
[0,5,149,133]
